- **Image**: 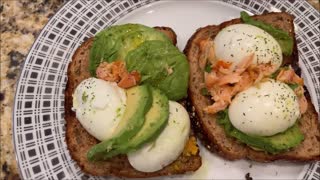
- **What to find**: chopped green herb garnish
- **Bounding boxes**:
[270,66,289,79]
[205,63,212,73]
[270,72,278,79]
[200,87,210,96]
[288,83,299,90]
[82,91,88,102]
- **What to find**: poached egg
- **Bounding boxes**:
[72,78,126,141]
[214,24,282,71]
[229,79,300,136]
[127,101,190,172]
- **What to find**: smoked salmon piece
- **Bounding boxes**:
[204,54,306,115]
[96,60,141,89]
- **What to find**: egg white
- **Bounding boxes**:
[72,78,126,141]
[127,101,190,172]
[228,79,300,136]
[214,24,282,71]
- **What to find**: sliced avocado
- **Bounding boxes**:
[125,40,189,101]
[122,87,169,151]
[87,85,152,161]
[98,87,169,159]
[229,123,304,154]
[89,24,171,75]
[217,110,304,154]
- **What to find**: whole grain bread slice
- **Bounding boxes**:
[184,12,320,162]
[65,27,201,177]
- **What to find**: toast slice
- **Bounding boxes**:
[65,27,201,177]
[184,12,320,162]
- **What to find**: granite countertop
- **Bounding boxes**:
[0,1,64,179]
[0,0,319,179]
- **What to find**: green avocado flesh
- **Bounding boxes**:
[217,110,304,154]
[122,87,169,151]
[97,87,170,159]
[87,85,152,161]
[89,24,171,76]
[125,40,190,101]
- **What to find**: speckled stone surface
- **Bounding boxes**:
[0,0,318,179]
[0,1,63,179]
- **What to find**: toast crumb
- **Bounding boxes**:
[245,173,253,180]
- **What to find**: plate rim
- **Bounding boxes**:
[12,0,320,179]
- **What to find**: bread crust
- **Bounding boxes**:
[154,26,178,46]
[65,27,202,177]
[184,12,320,162]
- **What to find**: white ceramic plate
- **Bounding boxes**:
[13,0,320,179]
